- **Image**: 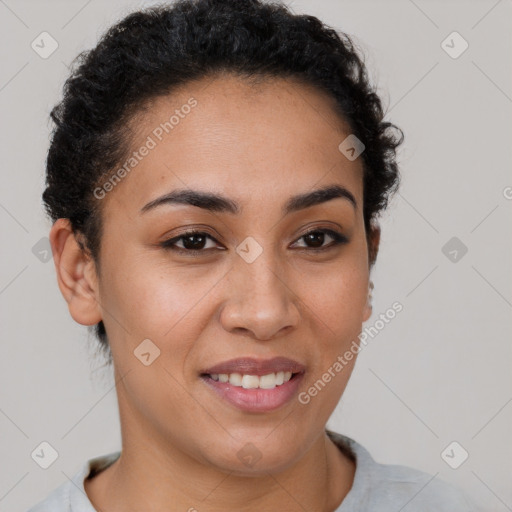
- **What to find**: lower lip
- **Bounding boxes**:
[201,373,304,412]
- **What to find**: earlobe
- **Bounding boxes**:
[49,218,102,326]
[362,282,373,323]
[362,305,372,323]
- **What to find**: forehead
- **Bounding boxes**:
[104,73,363,216]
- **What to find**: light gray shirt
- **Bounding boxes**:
[27,430,479,511]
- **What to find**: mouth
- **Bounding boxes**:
[199,357,305,412]
[204,370,298,388]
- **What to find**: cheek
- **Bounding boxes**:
[101,259,227,364]
[103,257,200,329]
[298,260,368,341]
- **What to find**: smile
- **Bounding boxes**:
[208,371,294,389]
[200,357,305,412]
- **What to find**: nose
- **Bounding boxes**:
[219,249,300,341]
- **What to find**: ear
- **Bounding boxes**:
[49,218,102,326]
[367,221,381,270]
[363,221,381,323]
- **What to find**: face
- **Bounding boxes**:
[58,73,378,475]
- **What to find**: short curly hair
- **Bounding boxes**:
[42,0,404,364]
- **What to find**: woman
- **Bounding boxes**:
[28,0,478,510]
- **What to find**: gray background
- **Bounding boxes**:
[0,0,511,510]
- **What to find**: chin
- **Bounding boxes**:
[201,434,306,476]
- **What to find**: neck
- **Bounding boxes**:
[85,413,355,512]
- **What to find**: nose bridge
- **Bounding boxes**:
[220,237,299,339]
[236,238,288,305]
[241,251,283,297]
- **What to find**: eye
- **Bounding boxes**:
[160,227,348,255]
[291,228,348,251]
[160,230,223,253]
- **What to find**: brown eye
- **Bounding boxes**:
[180,233,208,250]
[304,231,326,248]
[160,230,221,253]
[160,228,348,256]
[292,229,348,250]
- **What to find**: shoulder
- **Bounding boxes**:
[327,430,479,512]
[26,479,72,512]
[26,451,121,512]
[366,459,477,511]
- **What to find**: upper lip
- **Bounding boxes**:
[201,357,306,376]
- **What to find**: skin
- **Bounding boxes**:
[50,73,380,512]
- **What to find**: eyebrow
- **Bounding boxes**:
[140,184,357,216]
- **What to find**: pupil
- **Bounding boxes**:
[184,234,206,250]
[306,232,324,248]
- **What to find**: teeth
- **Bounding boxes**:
[229,373,243,386]
[210,371,294,389]
[241,374,260,389]
[259,373,277,389]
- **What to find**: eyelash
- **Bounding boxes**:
[160,228,348,255]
